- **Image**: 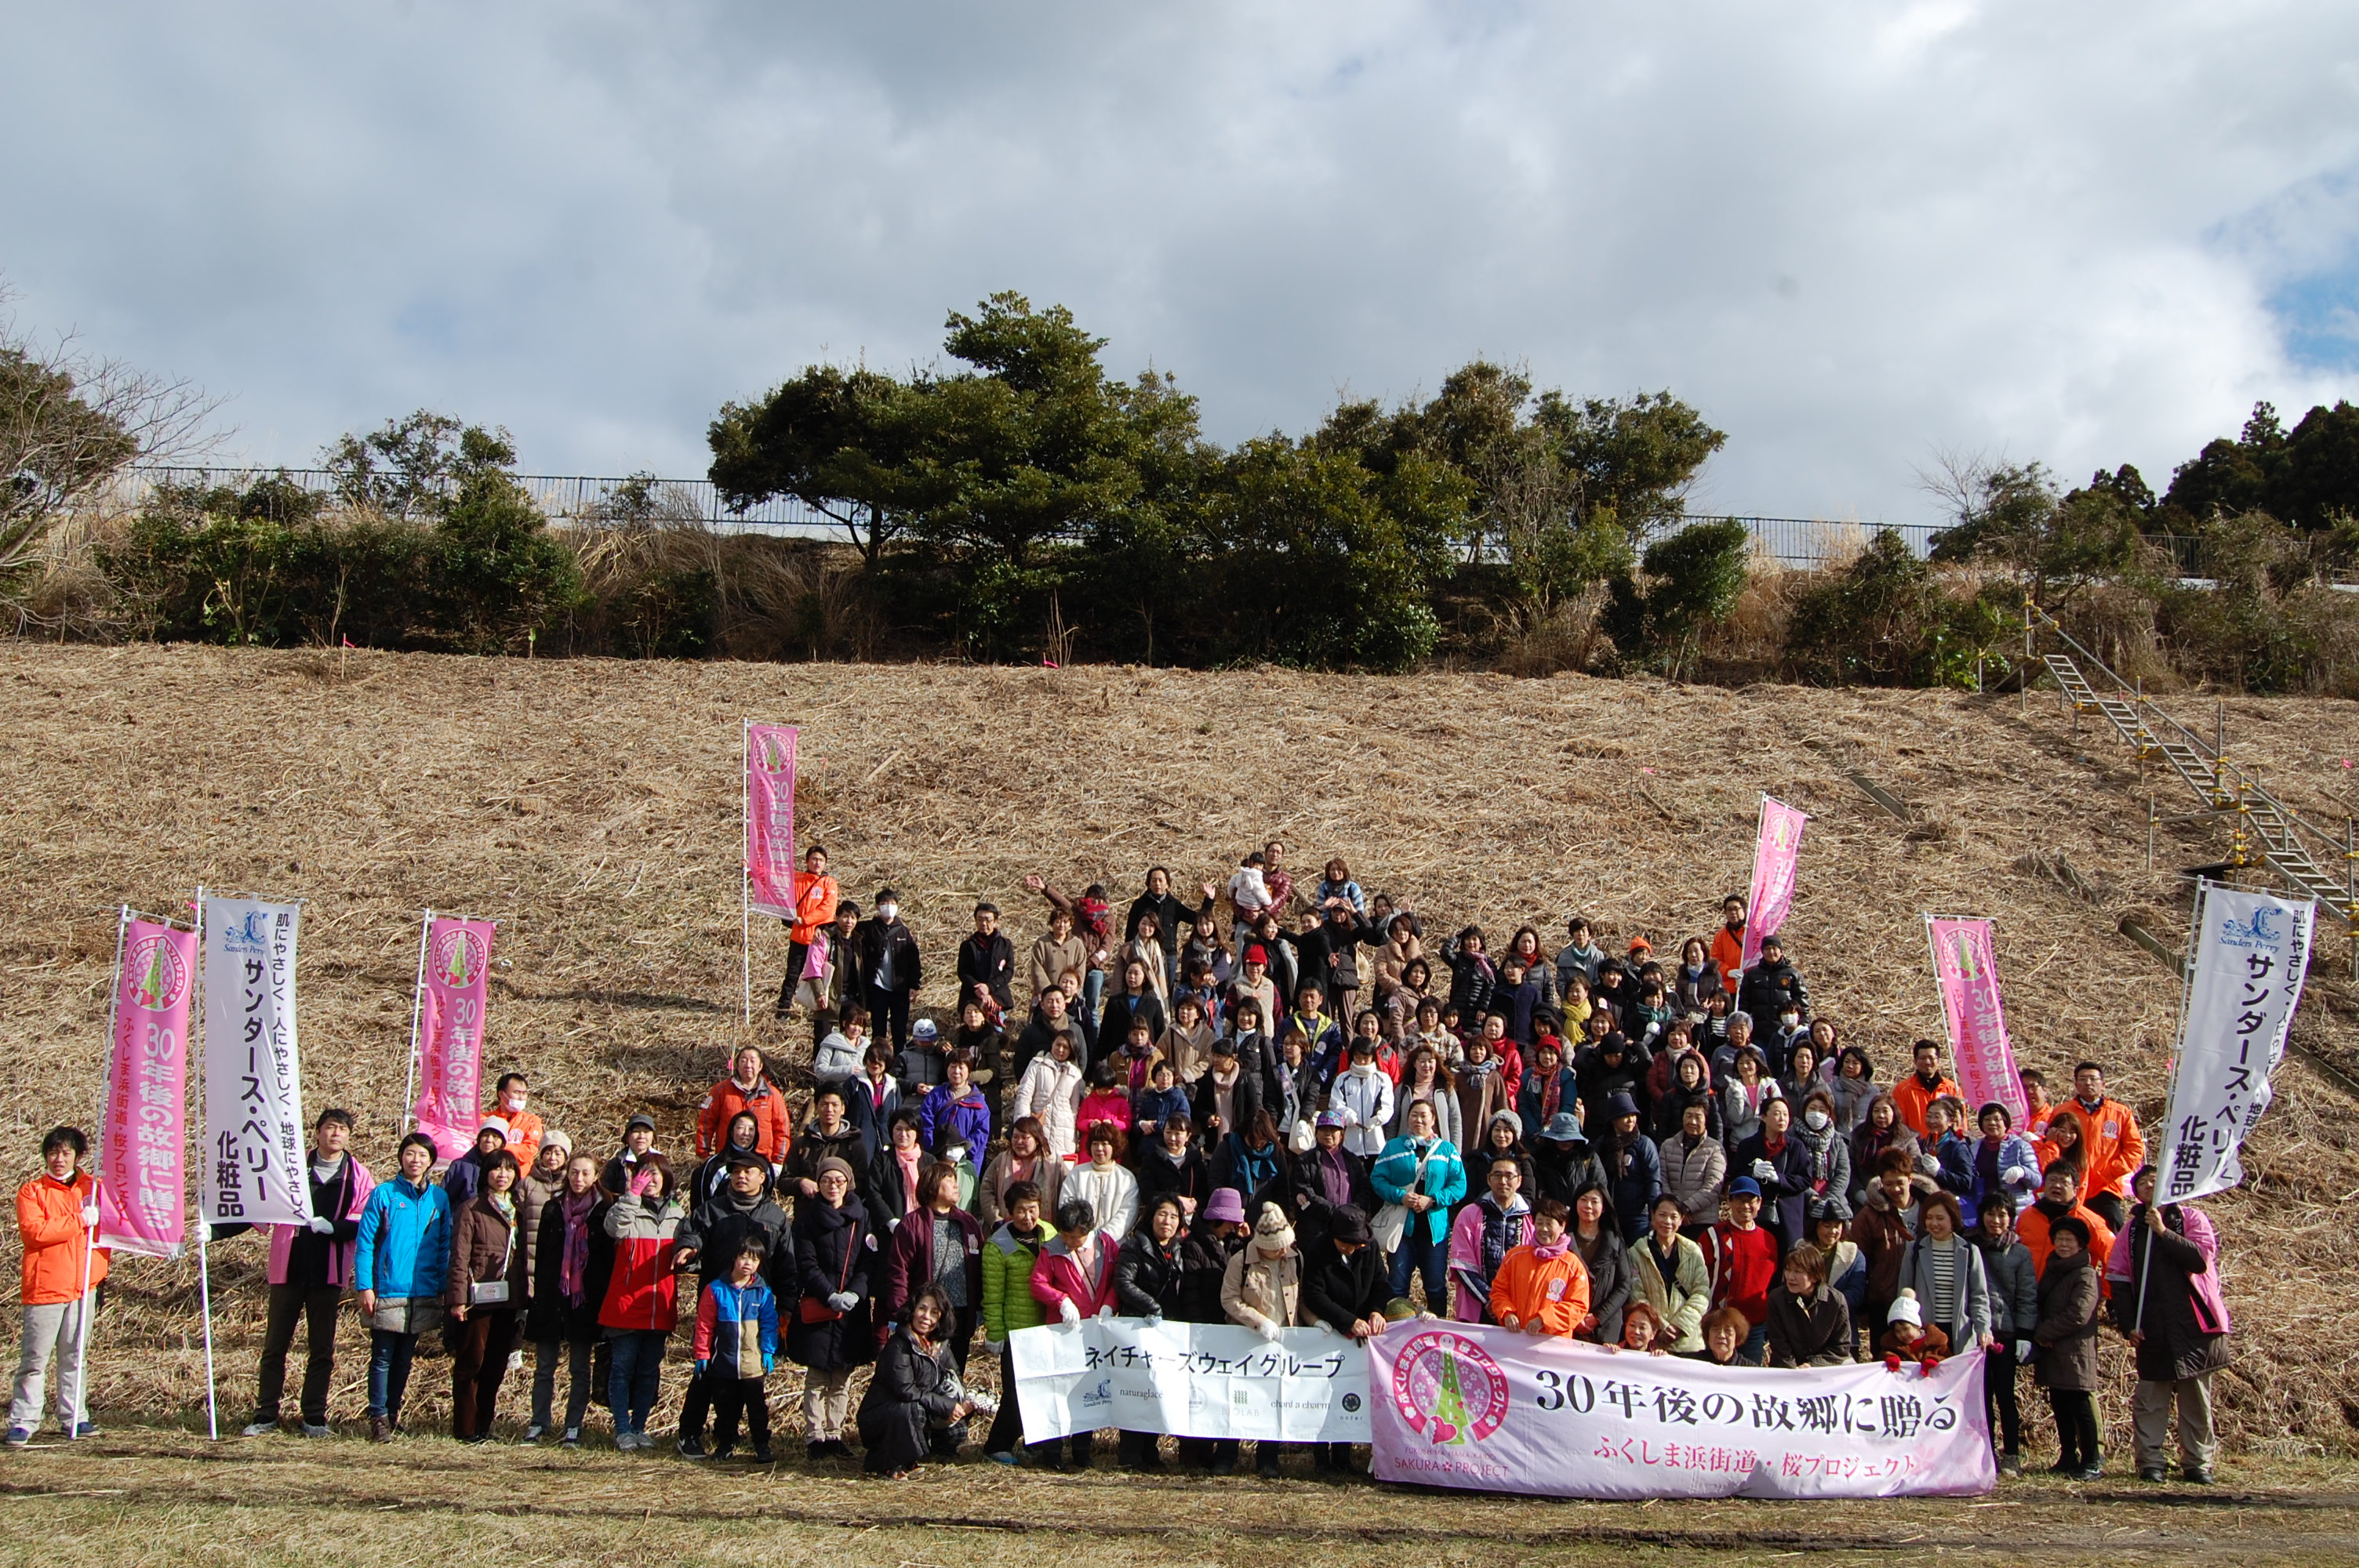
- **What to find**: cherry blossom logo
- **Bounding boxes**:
[1389,1329,1509,1446]
[430,925,489,989]
[124,935,189,1013]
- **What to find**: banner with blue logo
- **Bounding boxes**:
[2157,880,2314,1203]
[1009,1318,1372,1442]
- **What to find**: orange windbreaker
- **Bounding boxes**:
[17,1172,107,1306]
[1488,1242,1592,1336]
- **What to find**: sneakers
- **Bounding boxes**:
[559,1428,581,1449]
[710,1445,736,1462]
[2184,1468,2215,1485]
[2,1428,30,1449]
[521,1424,545,1443]
[300,1423,333,1439]
[2074,1462,2104,1482]
[67,1422,98,1440]
[807,1440,829,1462]
[1998,1451,2022,1477]
[750,1444,773,1465]
[986,1450,1020,1466]
[676,1436,707,1459]
[2139,1465,2168,1483]
[615,1432,639,1452]
[240,1420,279,1439]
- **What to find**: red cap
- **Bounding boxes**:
[1245,945,1269,966]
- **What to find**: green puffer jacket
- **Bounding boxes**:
[982,1219,1055,1341]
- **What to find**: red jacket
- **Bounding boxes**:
[1030,1232,1121,1317]
[1703,1221,1779,1326]
[1892,1072,1962,1141]
[788,872,840,946]
[597,1196,684,1332]
[696,1076,793,1161]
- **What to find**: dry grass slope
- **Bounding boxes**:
[0,643,2354,1453]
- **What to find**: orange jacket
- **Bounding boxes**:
[1891,1073,1962,1141]
[1489,1242,1592,1337]
[1709,928,1745,992]
[17,1172,107,1306]
[696,1076,793,1161]
[2063,1096,2144,1200]
[499,1109,545,1174]
[2016,1200,2114,1283]
[788,873,841,946]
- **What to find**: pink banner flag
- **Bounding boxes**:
[745,722,800,920]
[413,916,496,1160]
[1739,797,1809,974]
[100,914,196,1259]
[1926,916,2029,1126]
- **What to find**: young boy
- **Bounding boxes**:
[1702,1177,1778,1365]
[7,1128,107,1446]
[692,1240,780,1463]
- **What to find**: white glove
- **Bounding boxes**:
[1060,1298,1081,1326]
[1095,1304,1114,1320]
[79,1206,100,1229]
[1144,1311,1163,1325]
[307,1215,335,1235]
[1256,1319,1281,1342]
[2014,1340,2033,1363]
[1751,1160,1776,1182]
[983,1338,1005,1355]
[827,1291,859,1313]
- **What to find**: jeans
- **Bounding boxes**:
[254,1284,343,1425]
[607,1330,667,1436]
[1080,968,1107,1028]
[365,1330,419,1421]
[1387,1227,1446,1307]
[531,1338,594,1432]
[1983,1342,2023,1453]
[9,1295,93,1432]
[1740,1323,1768,1366]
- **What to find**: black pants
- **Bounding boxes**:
[2048,1388,2100,1468]
[944,1305,976,1377]
[1178,1436,1239,1468]
[776,942,809,1015]
[2087,1192,2128,1232]
[1984,1344,2023,1452]
[254,1284,343,1425]
[1118,1430,1165,1466]
[710,1376,770,1450]
[983,1342,1027,1455]
[868,985,912,1055]
[449,1309,521,1439]
[678,1365,711,1440]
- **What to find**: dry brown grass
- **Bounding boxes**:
[0,643,2356,1456]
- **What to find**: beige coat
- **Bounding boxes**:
[1221,1242,1304,1333]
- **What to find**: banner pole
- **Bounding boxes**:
[401,910,431,1141]
[192,888,218,1441]
[71,906,130,1432]
[2141,879,2211,1341]
[1736,793,1766,985]
[742,720,753,1029]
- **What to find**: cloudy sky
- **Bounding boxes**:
[4,1,2354,521]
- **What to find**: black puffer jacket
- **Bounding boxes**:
[1114,1230,1186,1316]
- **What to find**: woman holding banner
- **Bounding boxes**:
[5,1128,106,1448]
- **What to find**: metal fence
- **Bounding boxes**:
[105,467,2229,575]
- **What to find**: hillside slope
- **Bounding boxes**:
[2,643,2354,1448]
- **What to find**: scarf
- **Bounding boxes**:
[896,1146,923,1214]
[1532,1232,1572,1261]
[1229,1135,1280,1193]
[558,1189,598,1305]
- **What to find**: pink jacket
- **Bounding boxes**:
[1030,1231,1121,1317]
[265,1157,376,1288]
[1446,1196,1533,1324]
[2105,1203,2231,1335]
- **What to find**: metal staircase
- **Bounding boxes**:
[2030,605,2357,967]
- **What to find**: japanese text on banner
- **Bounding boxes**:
[745,724,799,920]
[1010,1318,1371,1443]
[412,917,496,1161]
[1739,797,1809,975]
[2157,883,2313,1203]
[100,915,196,1259]
[200,897,311,1228]
[1927,917,2029,1126]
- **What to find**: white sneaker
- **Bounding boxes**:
[300,1423,333,1439]
[520,1424,545,1443]
[506,1350,525,1374]
[239,1421,277,1439]
[560,1427,581,1448]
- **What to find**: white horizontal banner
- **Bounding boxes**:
[1009,1317,1373,1442]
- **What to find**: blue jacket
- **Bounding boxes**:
[354,1174,453,1301]
[1605,1132,1667,1240]
[1962,1133,2042,1228]
[693,1276,780,1379]
[918,1083,991,1159]
[1131,1083,1192,1139]
[1371,1134,1467,1246]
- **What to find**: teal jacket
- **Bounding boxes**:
[1371,1135,1467,1247]
[354,1174,453,1300]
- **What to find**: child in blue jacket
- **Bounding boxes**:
[692,1240,780,1461]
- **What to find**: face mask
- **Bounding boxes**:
[1780,1013,1798,1029]
[1804,1109,1830,1131]
[504,1094,526,1112]
[878,905,898,922]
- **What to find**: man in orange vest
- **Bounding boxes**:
[1892,1040,1963,1142]
[775,844,841,1019]
[2016,1162,2114,1280]
[1707,895,1747,994]
[6,1127,108,1446]
[2065,1062,2145,1231]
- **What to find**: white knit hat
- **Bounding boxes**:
[1887,1289,1923,1327]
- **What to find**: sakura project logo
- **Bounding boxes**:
[430,925,489,989]
[1389,1330,1508,1446]
[124,934,190,1012]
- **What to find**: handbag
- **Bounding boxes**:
[1372,1143,1436,1254]
[468,1279,511,1307]
[798,1218,860,1324]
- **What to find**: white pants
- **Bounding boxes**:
[10,1295,94,1432]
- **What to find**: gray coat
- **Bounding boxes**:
[1896,1233,1990,1346]
[1974,1233,2038,1340]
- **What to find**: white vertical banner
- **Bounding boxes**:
[199,896,313,1227]
[2155,880,2314,1203]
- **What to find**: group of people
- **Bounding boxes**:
[5,840,2234,1490]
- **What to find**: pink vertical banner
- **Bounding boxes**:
[1739,797,1810,973]
[1926,917,2028,1126]
[745,722,800,919]
[413,916,496,1160]
[100,914,197,1259]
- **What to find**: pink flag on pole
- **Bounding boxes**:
[1927,917,2029,1126]
[100,916,196,1259]
[1739,797,1809,974]
[413,917,496,1160]
[746,723,800,920]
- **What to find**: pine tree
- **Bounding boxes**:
[1430,1346,1473,1444]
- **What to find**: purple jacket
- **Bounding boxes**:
[2105,1202,2230,1334]
[920,1083,993,1160]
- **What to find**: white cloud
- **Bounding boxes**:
[2,0,2354,518]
